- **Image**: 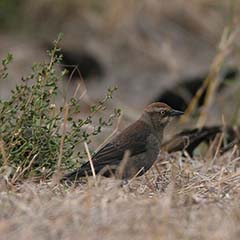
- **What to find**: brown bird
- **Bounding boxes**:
[63,102,183,181]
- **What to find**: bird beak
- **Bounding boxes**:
[169,109,184,117]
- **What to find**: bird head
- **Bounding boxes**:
[142,102,184,129]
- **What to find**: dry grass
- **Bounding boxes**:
[0,148,239,240]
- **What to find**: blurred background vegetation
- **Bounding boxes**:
[0,0,240,124]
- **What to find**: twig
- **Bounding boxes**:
[95,112,123,152]
[127,167,144,185]
[180,28,237,126]
[0,139,8,166]
[57,104,69,170]
[118,150,130,178]
[12,154,39,183]
[84,141,96,181]
[211,133,224,167]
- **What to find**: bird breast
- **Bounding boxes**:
[146,134,161,159]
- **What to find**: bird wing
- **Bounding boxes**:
[62,120,151,180]
[80,120,151,172]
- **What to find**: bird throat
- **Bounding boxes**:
[151,121,164,141]
[141,113,164,142]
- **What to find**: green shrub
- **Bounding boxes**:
[0,35,121,183]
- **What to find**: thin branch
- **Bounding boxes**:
[84,141,96,181]
[0,139,8,166]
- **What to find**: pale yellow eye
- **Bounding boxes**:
[160,110,165,115]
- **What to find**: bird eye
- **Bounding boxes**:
[160,110,165,115]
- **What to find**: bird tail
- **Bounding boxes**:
[61,169,86,182]
[61,161,93,182]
